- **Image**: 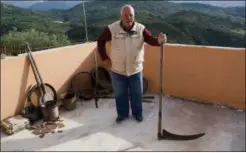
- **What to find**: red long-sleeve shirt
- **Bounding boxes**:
[97,24,160,61]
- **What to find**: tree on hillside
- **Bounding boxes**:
[1,28,71,55]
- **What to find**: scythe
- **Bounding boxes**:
[157,43,205,141]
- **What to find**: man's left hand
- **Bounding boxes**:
[158,32,167,45]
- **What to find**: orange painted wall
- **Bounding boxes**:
[1,43,103,120]
[143,44,245,109]
[1,42,245,120]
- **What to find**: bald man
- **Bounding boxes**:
[97,4,167,123]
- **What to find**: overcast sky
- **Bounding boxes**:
[1,1,245,8]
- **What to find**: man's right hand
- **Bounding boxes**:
[102,58,111,70]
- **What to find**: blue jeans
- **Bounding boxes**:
[111,71,143,118]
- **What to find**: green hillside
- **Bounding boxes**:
[62,1,246,47]
[0,3,71,54]
[0,3,70,36]
[1,1,245,55]
[164,10,245,46]
[62,1,245,24]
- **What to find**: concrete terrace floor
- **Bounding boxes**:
[1,94,245,151]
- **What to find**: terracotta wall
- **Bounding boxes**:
[1,42,245,120]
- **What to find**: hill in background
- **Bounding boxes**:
[2,1,245,10]
[1,1,245,55]
[29,1,81,11]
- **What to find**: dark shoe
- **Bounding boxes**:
[116,116,126,123]
[135,116,143,122]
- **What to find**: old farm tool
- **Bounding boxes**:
[25,42,59,122]
[157,43,205,141]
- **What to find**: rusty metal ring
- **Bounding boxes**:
[70,71,94,94]
[90,66,112,90]
[27,83,58,106]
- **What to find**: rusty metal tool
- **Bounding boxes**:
[157,43,205,141]
[25,42,59,121]
[25,42,54,106]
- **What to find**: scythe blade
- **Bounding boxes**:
[158,42,205,141]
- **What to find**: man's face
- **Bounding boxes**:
[120,7,134,29]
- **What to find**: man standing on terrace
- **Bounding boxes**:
[97,4,167,123]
